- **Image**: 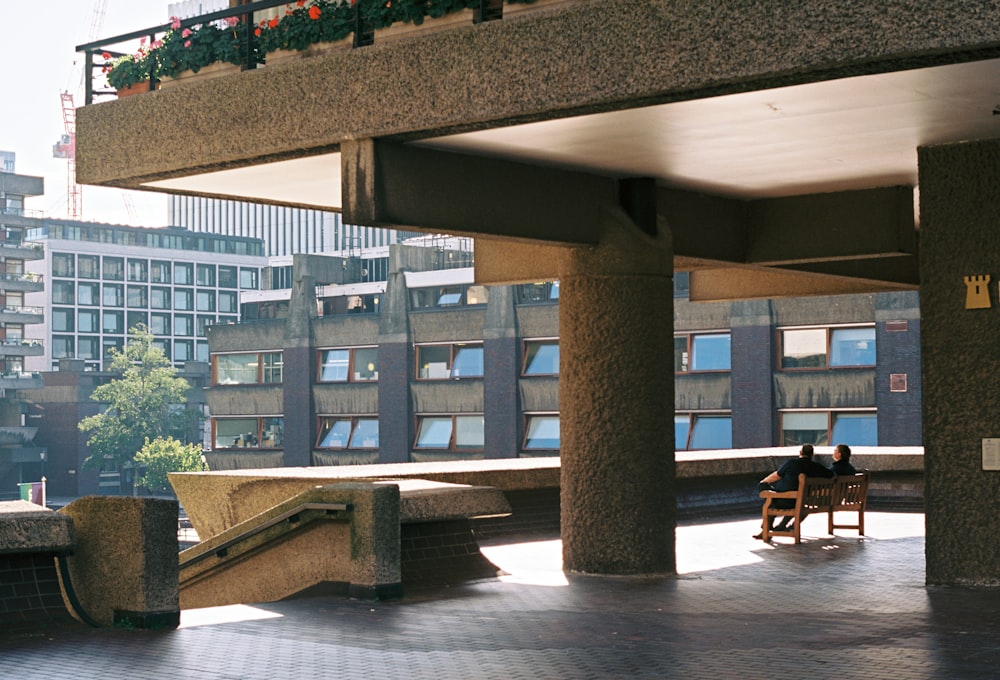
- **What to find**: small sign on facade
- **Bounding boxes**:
[983,438,1000,470]
[964,275,992,309]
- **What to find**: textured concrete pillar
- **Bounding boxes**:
[559,208,674,575]
[484,286,519,460]
[730,300,776,448]
[918,138,1000,585]
[283,257,317,467]
[378,271,412,463]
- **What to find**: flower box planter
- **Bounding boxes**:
[374,8,476,44]
[159,62,241,90]
[116,81,157,98]
[264,39,352,67]
[502,0,578,19]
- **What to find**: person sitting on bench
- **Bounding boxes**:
[831,443,857,476]
[755,444,834,539]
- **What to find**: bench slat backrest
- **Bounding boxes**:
[833,471,869,508]
[799,474,836,511]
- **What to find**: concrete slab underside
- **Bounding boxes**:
[4,512,1000,679]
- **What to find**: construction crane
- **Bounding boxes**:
[52,92,81,220]
[52,0,109,221]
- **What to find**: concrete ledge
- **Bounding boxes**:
[0,501,75,555]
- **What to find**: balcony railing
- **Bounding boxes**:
[77,0,528,104]
[0,305,44,316]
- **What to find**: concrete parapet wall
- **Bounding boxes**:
[0,500,75,555]
[180,483,402,608]
[58,497,179,629]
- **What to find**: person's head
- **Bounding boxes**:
[799,444,814,458]
[834,443,851,462]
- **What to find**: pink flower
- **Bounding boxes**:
[225,16,239,27]
[170,16,181,30]
[182,28,193,38]
[184,40,192,48]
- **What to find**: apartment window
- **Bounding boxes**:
[218,291,238,314]
[150,287,171,310]
[196,264,216,286]
[174,262,193,285]
[5,324,22,342]
[516,281,560,304]
[150,260,171,284]
[675,414,733,450]
[103,337,123,359]
[416,343,483,379]
[196,341,209,363]
[174,340,193,363]
[52,335,74,359]
[240,267,258,290]
[103,310,124,334]
[127,311,148,331]
[523,340,559,376]
[780,326,876,369]
[78,255,99,279]
[316,417,379,449]
[173,314,193,337]
[410,285,489,309]
[214,351,283,385]
[317,347,378,382]
[781,411,877,447]
[52,308,74,332]
[77,282,99,306]
[78,336,99,360]
[78,309,99,333]
[674,333,731,372]
[196,315,214,337]
[52,280,74,305]
[150,313,171,336]
[52,253,74,277]
[524,414,560,451]
[196,290,216,312]
[213,417,282,448]
[103,283,124,307]
[127,259,148,282]
[127,285,148,308]
[414,415,484,451]
[262,352,283,383]
[218,266,237,288]
[174,288,193,311]
[103,257,124,281]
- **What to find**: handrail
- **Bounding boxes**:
[180,501,350,569]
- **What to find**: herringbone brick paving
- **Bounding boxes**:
[3,512,999,679]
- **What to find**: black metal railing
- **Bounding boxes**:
[76,0,509,105]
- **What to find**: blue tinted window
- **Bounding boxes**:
[831,413,877,445]
[691,334,731,371]
[690,416,732,450]
[830,327,876,366]
[674,415,691,450]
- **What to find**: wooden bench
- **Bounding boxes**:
[759,471,870,543]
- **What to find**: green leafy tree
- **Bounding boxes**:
[79,325,201,469]
[134,437,207,494]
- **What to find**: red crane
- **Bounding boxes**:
[52,91,81,220]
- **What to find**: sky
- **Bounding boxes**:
[0,2,177,226]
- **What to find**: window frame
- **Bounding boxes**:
[674,412,733,451]
[778,324,877,371]
[212,416,284,449]
[674,331,732,373]
[317,346,379,383]
[415,342,484,380]
[779,409,878,447]
[522,338,560,376]
[523,413,560,451]
[212,351,284,386]
[315,416,380,450]
[413,414,485,452]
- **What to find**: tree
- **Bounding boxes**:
[134,437,208,495]
[79,325,201,469]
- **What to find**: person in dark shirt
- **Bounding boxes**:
[831,443,857,476]
[754,444,835,538]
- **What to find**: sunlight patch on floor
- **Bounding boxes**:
[481,539,569,586]
[179,604,284,628]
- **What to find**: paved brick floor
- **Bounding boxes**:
[4,511,1000,679]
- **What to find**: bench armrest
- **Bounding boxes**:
[759,490,798,499]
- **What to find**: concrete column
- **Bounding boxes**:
[377,271,411,463]
[874,291,922,446]
[282,256,317,467]
[559,207,674,575]
[918,138,1000,585]
[730,300,776,448]
[484,286,519,460]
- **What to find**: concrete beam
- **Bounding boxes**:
[342,139,612,244]
[664,186,916,267]
[689,264,915,301]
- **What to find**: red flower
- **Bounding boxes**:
[254,27,262,36]
[308,5,321,19]
[268,17,279,28]
[101,51,112,60]
[297,0,306,5]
